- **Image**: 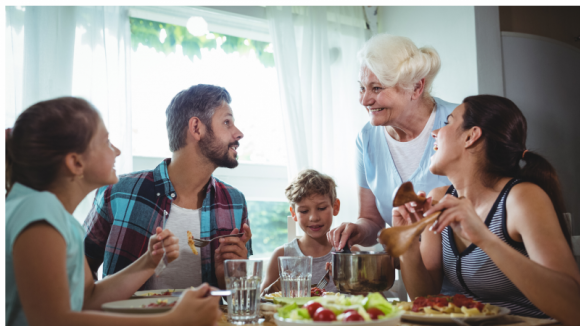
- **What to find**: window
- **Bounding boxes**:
[128,6,290,259]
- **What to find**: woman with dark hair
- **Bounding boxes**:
[6,97,222,326]
[393,95,580,324]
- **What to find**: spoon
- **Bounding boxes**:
[377,181,441,257]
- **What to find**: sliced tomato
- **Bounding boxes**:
[304,301,323,318]
[343,312,365,322]
[366,307,385,320]
[313,308,337,322]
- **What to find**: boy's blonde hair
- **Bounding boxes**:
[285,169,337,208]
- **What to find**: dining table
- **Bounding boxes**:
[216,306,562,326]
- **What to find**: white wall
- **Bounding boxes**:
[378,6,478,104]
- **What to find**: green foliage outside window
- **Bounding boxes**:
[129,17,275,68]
[247,201,289,256]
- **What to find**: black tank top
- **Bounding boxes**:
[441,178,548,318]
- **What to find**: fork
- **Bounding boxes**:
[315,270,331,290]
[193,233,244,248]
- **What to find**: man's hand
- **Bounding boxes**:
[215,223,252,288]
[147,226,179,269]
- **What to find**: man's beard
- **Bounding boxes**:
[199,128,239,169]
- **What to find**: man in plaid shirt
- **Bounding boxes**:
[84,84,252,290]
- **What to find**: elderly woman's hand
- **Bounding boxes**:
[327,222,364,251]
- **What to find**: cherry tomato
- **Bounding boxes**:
[343,312,365,322]
[304,301,324,318]
[366,308,385,320]
[313,308,337,322]
[342,309,357,314]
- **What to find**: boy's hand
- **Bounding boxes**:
[325,262,332,277]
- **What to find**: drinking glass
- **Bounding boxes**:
[224,259,262,324]
[278,256,312,298]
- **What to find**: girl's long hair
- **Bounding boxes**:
[462,95,571,248]
[6,97,99,194]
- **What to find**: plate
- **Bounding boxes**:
[131,288,184,298]
[102,297,178,314]
[273,311,404,326]
[401,307,510,324]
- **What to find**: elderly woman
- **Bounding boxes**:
[327,34,459,294]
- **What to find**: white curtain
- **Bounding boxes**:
[5,6,132,222]
[267,7,370,231]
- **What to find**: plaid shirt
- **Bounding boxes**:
[84,158,252,288]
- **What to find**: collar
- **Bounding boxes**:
[153,158,216,200]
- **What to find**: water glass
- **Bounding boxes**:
[278,256,312,298]
[224,259,262,324]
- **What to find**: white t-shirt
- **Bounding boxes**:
[384,108,436,182]
[143,203,202,289]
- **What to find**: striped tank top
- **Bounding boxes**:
[441,178,548,318]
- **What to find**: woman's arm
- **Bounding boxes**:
[427,182,580,324]
[398,187,447,298]
[327,187,386,250]
[260,246,284,294]
[12,223,221,326]
[83,227,179,310]
[482,183,580,324]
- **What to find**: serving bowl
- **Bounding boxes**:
[332,251,395,294]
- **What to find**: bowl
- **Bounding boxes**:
[332,251,395,294]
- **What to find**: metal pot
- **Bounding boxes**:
[331,251,395,294]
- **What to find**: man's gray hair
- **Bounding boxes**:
[166,84,232,152]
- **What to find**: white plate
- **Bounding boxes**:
[102,297,178,314]
[273,311,404,326]
[401,307,510,324]
[131,288,184,299]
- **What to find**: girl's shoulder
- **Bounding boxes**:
[6,184,73,246]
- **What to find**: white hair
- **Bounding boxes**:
[357,34,441,99]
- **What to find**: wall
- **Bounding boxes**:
[378,6,478,104]
[502,33,580,235]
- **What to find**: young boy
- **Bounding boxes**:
[261,169,339,294]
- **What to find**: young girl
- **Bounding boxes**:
[261,169,340,294]
[393,95,580,324]
[6,97,221,326]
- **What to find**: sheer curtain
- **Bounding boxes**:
[5,6,132,221]
[267,7,370,231]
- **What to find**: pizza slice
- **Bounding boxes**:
[187,230,198,255]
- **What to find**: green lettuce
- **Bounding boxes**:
[289,308,311,321]
[277,302,298,318]
[361,293,394,316]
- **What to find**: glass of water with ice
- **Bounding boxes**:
[278,256,312,298]
[224,259,262,324]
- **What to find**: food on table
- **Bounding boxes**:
[343,311,365,322]
[141,291,173,297]
[396,294,500,317]
[187,230,198,255]
[264,291,282,300]
[366,307,385,320]
[142,299,177,308]
[276,292,399,322]
[313,308,337,322]
[133,289,176,297]
[311,287,325,297]
[303,301,323,317]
